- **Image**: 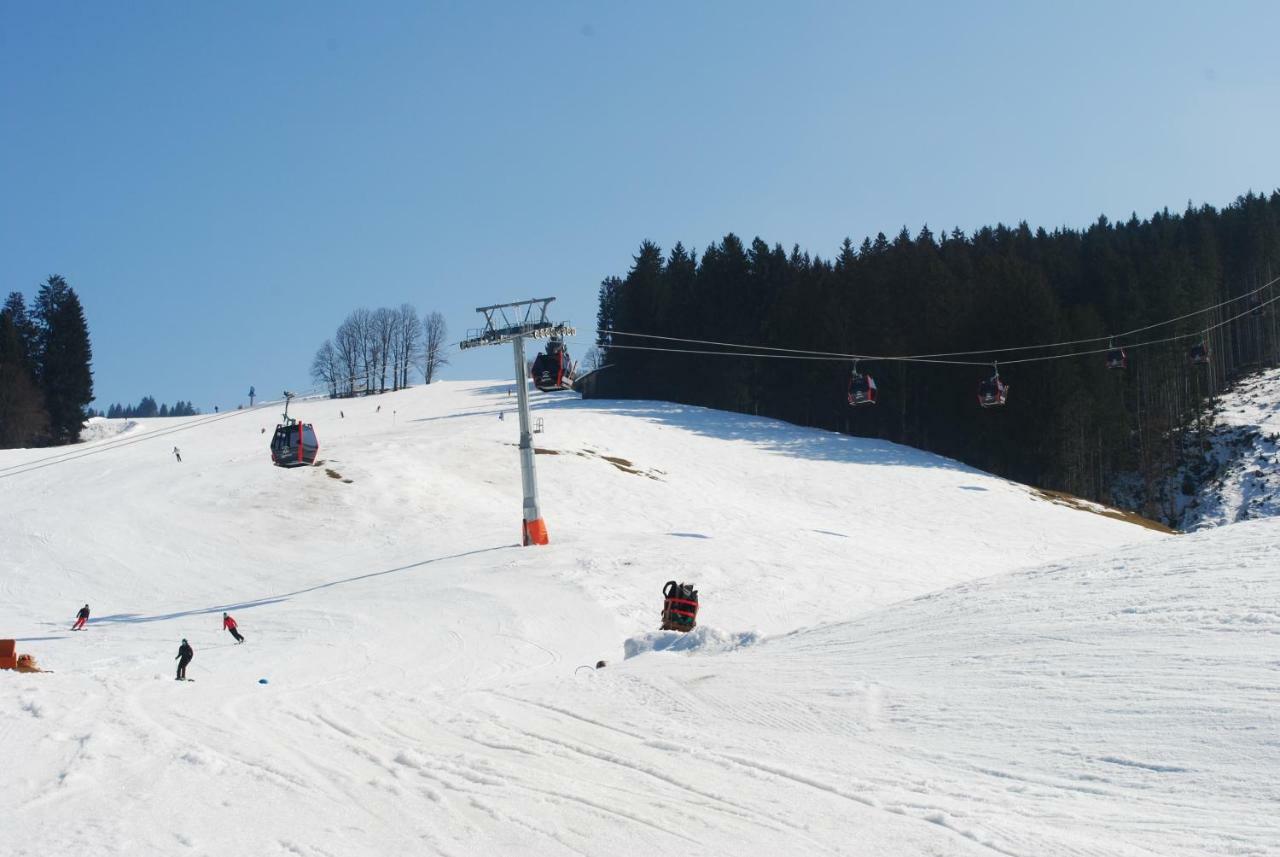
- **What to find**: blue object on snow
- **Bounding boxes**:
[258,678,269,685]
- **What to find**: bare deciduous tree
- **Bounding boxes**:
[310,339,340,398]
[334,314,362,397]
[579,346,603,374]
[351,308,377,395]
[421,311,449,384]
[394,303,422,389]
[373,307,395,393]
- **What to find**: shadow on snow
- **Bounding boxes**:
[89,544,512,626]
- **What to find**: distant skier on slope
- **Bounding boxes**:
[222,612,244,644]
[175,638,193,680]
[71,604,90,631]
[173,446,182,463]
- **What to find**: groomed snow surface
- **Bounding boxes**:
[2,381,1277,856]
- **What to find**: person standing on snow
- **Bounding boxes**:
[173,446,182,463]
[175,638,194,680]
[71,604,90,631]
[222,612,244,644]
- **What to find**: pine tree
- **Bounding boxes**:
[608,242,665,394]
[595,276,620,352]
[0,307,49,447]
[34,276,94,444]
[3,292,38,372]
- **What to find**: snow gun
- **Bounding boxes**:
[660,581,699,632]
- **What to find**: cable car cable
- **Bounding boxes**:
[596,273,1280,362]
[0,380,345,481]
[578,290,1280,369]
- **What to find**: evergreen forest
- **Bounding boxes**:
[102,397,200,419]
[594,192,1280,521]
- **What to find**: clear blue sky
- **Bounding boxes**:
[3,1,1278,412]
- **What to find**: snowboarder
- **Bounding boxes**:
[175,638,193,680]
[71,604,90,631]
[173,446,182,463]
[222,612,244,644]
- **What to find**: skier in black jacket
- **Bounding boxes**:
[175,639,193,680]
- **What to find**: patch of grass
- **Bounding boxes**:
[506,443,661,479]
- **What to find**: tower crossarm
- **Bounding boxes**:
[459,297,576,348]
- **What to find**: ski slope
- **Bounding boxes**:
[2,381,1275,856]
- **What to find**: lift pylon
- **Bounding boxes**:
[460,298,576,546]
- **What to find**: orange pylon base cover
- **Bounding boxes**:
[523,518,550,546]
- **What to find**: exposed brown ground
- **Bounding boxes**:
[1032,488,1178,534]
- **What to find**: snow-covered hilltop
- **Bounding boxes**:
[2,381,1276,856]
[1180,367,1280,530]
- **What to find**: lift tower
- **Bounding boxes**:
[460,298,575,546]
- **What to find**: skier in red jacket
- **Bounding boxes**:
[222,612,244,644]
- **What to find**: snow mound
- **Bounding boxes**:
[78,417,139,444]
[623,626,764,659]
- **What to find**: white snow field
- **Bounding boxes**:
[2,381,1276,856]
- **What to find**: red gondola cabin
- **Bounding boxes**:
[977,373,1009,408]
[531,337,575,392]
[847,371,878,406]
[270,419,319,467]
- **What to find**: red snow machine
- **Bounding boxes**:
[660,581,699,632]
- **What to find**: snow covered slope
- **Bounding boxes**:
[4,381,1272,856]
[1181,367,1280,529]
